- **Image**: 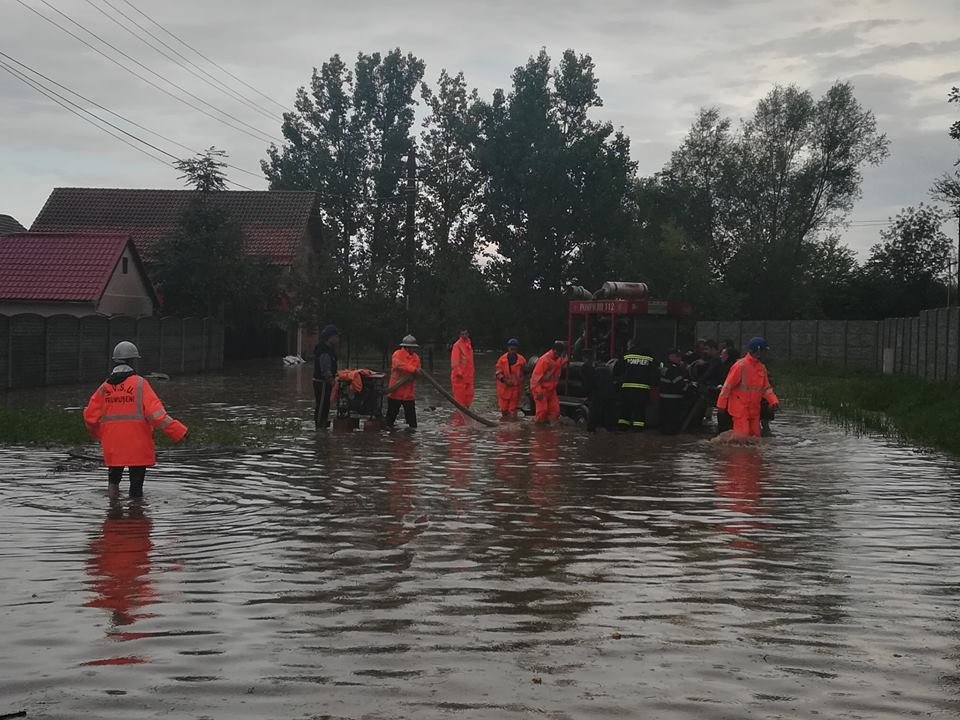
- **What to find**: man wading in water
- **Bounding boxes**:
[83,341,188,498]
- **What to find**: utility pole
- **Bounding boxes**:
[404,146,417,333]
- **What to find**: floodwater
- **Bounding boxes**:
[2,360,960,719]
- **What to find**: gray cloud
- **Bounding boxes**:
[0,0,956,260]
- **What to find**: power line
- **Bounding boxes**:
[119,0,288,113]
[84,0,280,123]
[32,0,280,141]
[0,50,263,181]
[0,58,174,169]
[14,0,280,145]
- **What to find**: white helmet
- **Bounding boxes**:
[112,340,141,362]
[400,334,419,348]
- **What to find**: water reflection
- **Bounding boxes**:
[714,448,766,551]
[83,501,154,665]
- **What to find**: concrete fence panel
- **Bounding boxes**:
[79,316,110,382]
[765,321,791,360]
[160,317,183,373]
[949,308,960,380]
[45,315,81,386]
[0,314,223,391]
[790,321,818,362]
[817,321,846,366]
[136,317,161,374]
[9,314,46,389]
[0,315,9,391]
[695,321,718,344]
[182,317,204,373]
[717,322,741,348]
[845,321,879,371]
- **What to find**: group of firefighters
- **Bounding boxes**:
[79,328,778,498]
[316,327,779,438]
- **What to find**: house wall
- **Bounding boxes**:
[98,247,155,316]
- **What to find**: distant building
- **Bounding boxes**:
[30,187,323,266]
[0,214,26,235]
[0,233,157,317]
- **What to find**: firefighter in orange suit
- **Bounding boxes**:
[530,341,568,424]
[83,341,188,498]
[494,338,525,420]
[450,329,475,407]
[386,334,422,428]
[716,336,779,437]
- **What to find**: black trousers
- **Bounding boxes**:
[659,397,687,434]
[314,379,333,428]
[386,398,417,428]
[717,409,733,434]
[618,387,648,430]
[108,466,147,498]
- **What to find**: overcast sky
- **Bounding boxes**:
[1,0,957,255]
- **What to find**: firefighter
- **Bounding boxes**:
[530,341,568,424]
[83,341,188,498]
[716,336,780,438]
[313,324,339,429]
[616,339,657,431]
[494,338,525,420]
[386,334,422,428]
[450,328,475,408]
[658,348,690,434]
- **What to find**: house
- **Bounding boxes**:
[0,214,26,235]
[0,233,157,317]
[30,188,323,266]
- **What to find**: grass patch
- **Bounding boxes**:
[0,406,304,448]
[774,362,960,455]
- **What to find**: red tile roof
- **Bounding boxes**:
[30,188,320,265]
[0,233,133,303]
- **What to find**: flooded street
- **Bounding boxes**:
[2,361,960,719]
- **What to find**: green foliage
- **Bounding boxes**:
[860,204,950,317]
[176,146,229,192]
[152,200,281,328]
[777,363,960,456]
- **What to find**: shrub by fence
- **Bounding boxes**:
[0,314,225,390]
[697,307,960,382]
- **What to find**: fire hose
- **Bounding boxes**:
[383,370,497,427]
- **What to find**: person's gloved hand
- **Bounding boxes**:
[770,402,780,413]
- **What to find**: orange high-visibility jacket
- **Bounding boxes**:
[388,348,421,401]
[495,352,526,400]
[450,337,475,387]
[716,354,778,418]
[83,374,188,467]
[530,351,567,397]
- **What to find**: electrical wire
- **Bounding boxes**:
[0,58,174,168]
[0,58,255,189]
[14,0,280,144]
[84,0,280,123]
[0,50,264,181]
[119,0,288,112]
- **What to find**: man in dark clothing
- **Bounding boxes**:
[658,349,690,434]
[617,340,658,431]
[313,324,339,428]
[716,343,741,434]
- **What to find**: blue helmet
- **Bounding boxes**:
[748,336,769,352]
[507,338,520,347]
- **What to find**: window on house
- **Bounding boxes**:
[122,257,129,274]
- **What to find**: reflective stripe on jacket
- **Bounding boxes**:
[83,374,187,467]
[620,353,656,390]
[450,338,475,387]
[716,354,778,417]
[388,348,421,401]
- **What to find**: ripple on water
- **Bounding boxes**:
[2,369,960,718]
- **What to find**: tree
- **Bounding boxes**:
[263,49,425,350]
[661,82,889,318]
[154,149,280,330]
[175,146,229,192]
[862,204,950,317]
[930,86,960,294]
